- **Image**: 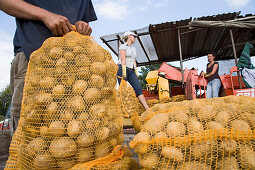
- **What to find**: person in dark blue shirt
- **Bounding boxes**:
[0,0,97,135]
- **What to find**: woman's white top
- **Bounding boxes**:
[119,43,137,69]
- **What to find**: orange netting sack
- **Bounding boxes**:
[5,31,129,170]
[129,95,255,169]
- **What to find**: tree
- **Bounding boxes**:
[0,85,11,118]
[138,64,161,89]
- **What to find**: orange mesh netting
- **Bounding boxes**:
[129,95,255,169]
[5,31,137,170]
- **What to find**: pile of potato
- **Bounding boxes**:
[117,84,145,118]
[6,32,128,170]
[147,95,186,108]
[171,95,186,102]
[130,95,255,169]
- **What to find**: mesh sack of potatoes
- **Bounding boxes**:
[147,99,160,108]
[5,31,129,170]
[117,80,145,118]
[129,95,255,170]
[171,95,186,102]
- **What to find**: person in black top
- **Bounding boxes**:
[0,0,97,135]
[204,52,221,98]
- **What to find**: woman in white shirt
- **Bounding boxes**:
[117,31,149,110]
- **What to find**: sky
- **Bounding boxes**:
[0,0,255,91]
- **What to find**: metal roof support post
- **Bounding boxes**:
[117,39,120,57]
[229,28,242,89]
[177,28,185,90]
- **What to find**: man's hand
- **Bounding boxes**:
[42,13,73,36]
[75,21,92,35]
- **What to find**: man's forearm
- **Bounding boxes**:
[0,0,50,22]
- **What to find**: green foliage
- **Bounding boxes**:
[0,85,11,117]
[138,64,161,89]
[0,115,4,121]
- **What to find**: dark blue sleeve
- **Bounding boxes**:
[82,0,97,22]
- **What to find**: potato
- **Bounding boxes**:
[52,84,65,97]
[206,121,224,130]
[67,120,82,138]
[220,140,237,154]
[109,137,118,148]
[27,137,46,156]
[169,110,189,124]
[191,140,217,157]
[215,111,230,126]
[40,126,51,137]
[45,102,58,120]
[161,146,183,162]
[77,66,90,79]
[154,131,168,139]
[34,152,55,169]
[142,113,169,134]
[231,119,251,131]
[105,60,118,75]
[166,121,186,138]
[36,93,52,104]
[133,132,151,154]
[90,104,106,118]
[75,54,90,67]
[95,127,110,142]
[77,147,94,163]
[140,154,159,169]
[83,88,101,103]
[242,112,255,129]
[90,62,106,76]
[216,157,239,170]
[77,112,89,121]
[68,96,85,111]
[197,105,216,121]
[187,117,203,134]
[57,157,76,169]
[49,121,65,137]
[238,144,255,169]
[64,51,74,59]
[56,58,67,68]
[72,80,87,95]
[89,75,104,88]
[77,132,94,147]
[49,47,64,59]
[59,111,73,122]
[49,138,77,158]
[39,76,55,89]
[95,142,111,159]
[25,109,41,124]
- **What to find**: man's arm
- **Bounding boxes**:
[0,0,73,36]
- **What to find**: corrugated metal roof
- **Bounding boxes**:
[100,12,255,66]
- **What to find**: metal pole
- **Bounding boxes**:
[229,29,242,89]
[177,29,185,89]
[117,39,120,58]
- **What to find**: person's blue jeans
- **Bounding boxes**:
[206,79,221,98]
[117,65,143,97]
